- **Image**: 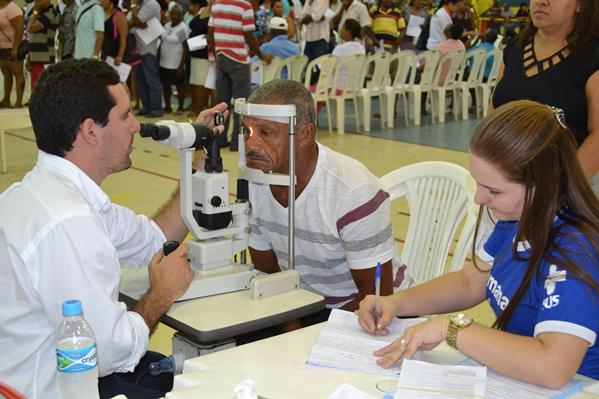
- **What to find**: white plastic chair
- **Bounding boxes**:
[304,54,338,133]
[288,54,309,82]
[404,51,440,126]
[0,108,31,173]
[263,57,283,83]
[380,161,478,285]
[478,48,503,117]
[455,48,487,121]
[358,53,389,132]
[384,50,415,128]
[328,54,366,135]
[430,50,465,123]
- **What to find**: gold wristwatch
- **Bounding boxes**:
[446,313,473,349]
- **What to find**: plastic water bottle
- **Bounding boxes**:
[56,300,99,399]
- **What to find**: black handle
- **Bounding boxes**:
[163,241,180,256]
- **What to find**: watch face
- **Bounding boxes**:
[452,313,473,327]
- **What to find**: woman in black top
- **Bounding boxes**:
[492,0,599,194]
[187,0,212,117]
[101,0,128,65]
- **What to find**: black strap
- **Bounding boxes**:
[76,3,99,27]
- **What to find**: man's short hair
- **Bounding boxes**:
[484,29,498,44]
[29,59,120,157]
[248,80,316,128]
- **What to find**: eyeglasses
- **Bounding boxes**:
[548,106,567,130]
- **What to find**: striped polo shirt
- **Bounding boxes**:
[249,143,404,308]
[208,0,255,64]
[370,6,406,49]
[28,5,59,64]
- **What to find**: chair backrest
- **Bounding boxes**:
[460,48,487,84]
[380,161,477,285]
[331,54,366,96]
[485,48,503,86]
[304,54,338,99]
[433,50,465,87]
[387,50,415,89]
[251,59,265,86]
[263,56,283,83]
[289,54,309,82]
[363,52,389,94]
[407,51,440,89]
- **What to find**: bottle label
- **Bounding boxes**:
[56,344,97,374]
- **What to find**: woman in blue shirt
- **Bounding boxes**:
[358,100,599,388]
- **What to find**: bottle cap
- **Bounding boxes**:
[62,300,82,317]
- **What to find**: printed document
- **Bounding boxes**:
[187,34,207,51]
[326,384,377,399]
[395,359,487,399]
[406,15,425,38]
[105,57,131,82]
[137,17,165,45]
[306,309,426,376]
[460,358,583,399]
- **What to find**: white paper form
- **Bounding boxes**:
[324,8,336,21]
[406,15,425,38]
[460,358,583,399]
[105,56,132,82]
[187,34,207,51]
[326,383,377,399]
[306,309,426,376]
[137,17,165,45]
[395,359,487,399]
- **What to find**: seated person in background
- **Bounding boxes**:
[358,100,599,387]
[0,59,226,399]
[331,18,365,93]
[271,0,296,40]
[515,2,529,18]
[260,16,300,60]
[247,79,409,322]
[467,29,496,81]
[435,23,465,85]
[499,3,515,33]
[369,0,406,53]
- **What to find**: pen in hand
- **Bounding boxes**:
[373,261,381,331]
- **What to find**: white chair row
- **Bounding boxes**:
[251,54,309,86]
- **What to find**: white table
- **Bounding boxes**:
[120,268,325,343]
[165,323,599,399]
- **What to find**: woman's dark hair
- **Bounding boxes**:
[516,0,599,56]
[448,23,463,39]
[484,29,497,44]
[29,59,120,157]
[110,0,119,8]
[470,100,599,331]
[343,18,362,39]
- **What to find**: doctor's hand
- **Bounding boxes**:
[148,243,193,303]
[357,294,400,336]
[374,316,446,368]
[195,102,229,134]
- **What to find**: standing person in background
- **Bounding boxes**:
[300,0,329,62]
[27,0,58,88]
[187,0,211,117]
[0,0,24,108]
[57,0,77,60]
[401,0,428,50]
[492,0,599,196]
[332,0,375,49]
[131,0,164,117]
[208,0,272,151]
[271,0,295,41]
[158,5,189,114]
[74,0,104,59]
[452,0,476,45]
[369,0,406,53]
[250,0,268,42]
[426,0,461,50]
[101,0,128,65]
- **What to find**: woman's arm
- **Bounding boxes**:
[8,14,24,61]
[115,12,129,65]
[577,70,599,179]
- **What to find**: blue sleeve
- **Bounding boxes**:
[476,220,514,265]
[534,234,599,346]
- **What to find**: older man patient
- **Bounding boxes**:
[245,80,409,321]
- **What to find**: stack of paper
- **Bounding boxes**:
[306,309,426,376]
[396,359,487,399]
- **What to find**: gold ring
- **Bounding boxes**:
[400,338,407,347]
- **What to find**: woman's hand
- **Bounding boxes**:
[357,294,400,335]
[374,316,447,368]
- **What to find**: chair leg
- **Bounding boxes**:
[378,95,385,128]
[325,99,333,133]
[363,96,371,132]
[413,91,422,126]
[402,93,409,127]
[386,93,395,128]
[0,129,5,174]
[353,97,361,132]
[336,98,345,135]
[461,88,469,121]
[481,86,489,117]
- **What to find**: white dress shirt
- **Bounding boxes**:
[426,6,452,50]
[339,0,371,29]
[302,0,330,43]
[0,151,165,399]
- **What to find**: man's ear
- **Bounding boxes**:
[297,123,315,147]
[77,118,100,147]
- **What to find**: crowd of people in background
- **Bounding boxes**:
[0,0,546,140]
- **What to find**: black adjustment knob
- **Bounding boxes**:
[210,196,222,207]
[163,241,180,256]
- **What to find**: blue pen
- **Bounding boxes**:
[374,262,381,330]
